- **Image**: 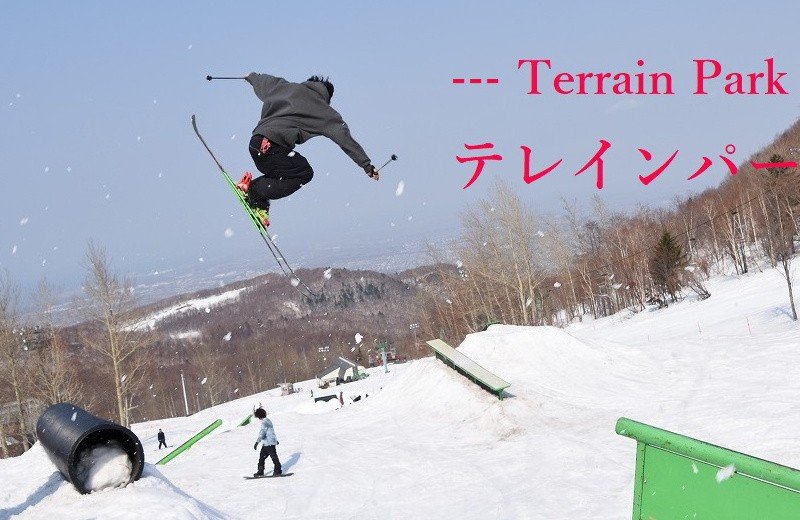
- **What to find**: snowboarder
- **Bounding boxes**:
[252,407,282,477]
[157,429,167,450]
[236,72,380,227]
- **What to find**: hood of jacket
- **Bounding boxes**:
[302,80,331,104]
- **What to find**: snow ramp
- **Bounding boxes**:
[458,324,635,408]
[370,325,627,442]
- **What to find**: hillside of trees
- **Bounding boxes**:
[1,118,798,457]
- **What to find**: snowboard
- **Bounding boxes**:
[244,472,294,479]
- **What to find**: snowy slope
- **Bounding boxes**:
[2,267,799,519]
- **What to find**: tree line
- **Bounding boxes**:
[419,122,800,344]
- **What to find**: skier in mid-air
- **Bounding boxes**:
[236,72,380,227]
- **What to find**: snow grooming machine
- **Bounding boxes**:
[36,403,144,494]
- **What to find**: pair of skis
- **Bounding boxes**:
[191,115,317,298]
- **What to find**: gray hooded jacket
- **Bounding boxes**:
[246,73,371,170]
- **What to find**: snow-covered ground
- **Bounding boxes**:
[125,287,249,331]
[2,267,799,519]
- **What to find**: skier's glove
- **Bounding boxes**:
[365,165,379,181]
[253,442,258,450]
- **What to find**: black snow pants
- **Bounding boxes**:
[158,440,167,449]
[248,134,314,211]
[257,444,282,474]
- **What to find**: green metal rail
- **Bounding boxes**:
[156,419,223,465]
[616,417,800,519]
[426,339,510,400]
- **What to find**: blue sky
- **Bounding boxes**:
[1,1,798,296]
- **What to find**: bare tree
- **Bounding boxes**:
[0,272,31,451]
[0,419,8,458]
[191,343,227,408]
[28,279,84,406]
[81,242,148,426]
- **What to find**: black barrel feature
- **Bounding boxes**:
[36,403,144,494]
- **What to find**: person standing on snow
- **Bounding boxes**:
[252,407,282,477]
[157,429,167,450]
[235,72,380,228]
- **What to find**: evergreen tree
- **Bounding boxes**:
[649,231,687,303]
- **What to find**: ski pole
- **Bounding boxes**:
[376,154,398,173]
[206,75,246,81]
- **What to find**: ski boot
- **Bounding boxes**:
[236,171,253,194]
[237,172,270,227]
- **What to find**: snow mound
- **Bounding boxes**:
[0,445,223,519]
[460,325,623,406]
[370,325,640,443]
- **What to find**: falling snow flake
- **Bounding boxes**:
[291,278,300,287]
[716,465,735,483]
[554,282,562,288]
[324,268,332,280]
[19,217,29,226]
[395,181,405,196]
[355,333,363,344]
[201,377,208,385]
[223,332,232,341]
[224,228,234,238]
